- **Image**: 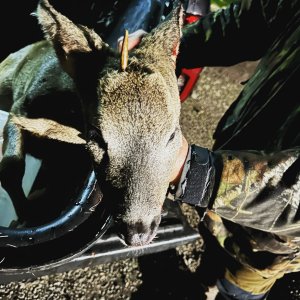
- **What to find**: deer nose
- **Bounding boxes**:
[118,214,161,246]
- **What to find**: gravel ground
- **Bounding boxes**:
[0,62,258,300]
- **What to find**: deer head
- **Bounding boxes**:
[18,0,184,246]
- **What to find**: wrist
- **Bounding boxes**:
[169,145,191,199]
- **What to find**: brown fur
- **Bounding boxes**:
[0,0,184,246]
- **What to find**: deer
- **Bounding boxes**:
[0,0,184,246]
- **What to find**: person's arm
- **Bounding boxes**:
[211,148,300,236]
[170,144,300,236]
[178,0,298,68]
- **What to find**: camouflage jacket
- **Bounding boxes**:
[206,149,300,276]
[179,0,300,274]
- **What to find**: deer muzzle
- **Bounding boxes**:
[117,214,162,246]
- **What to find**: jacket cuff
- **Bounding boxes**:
[169,145,216,208]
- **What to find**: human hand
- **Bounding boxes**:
[118,29,148,52]
[170,135,189,186]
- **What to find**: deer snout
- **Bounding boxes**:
[117,214,161,246]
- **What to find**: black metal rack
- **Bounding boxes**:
[0,199,199,284]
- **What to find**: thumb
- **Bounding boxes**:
[117,29,148,52]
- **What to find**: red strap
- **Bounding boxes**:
[179,68,203,102]
[185,14,201,24]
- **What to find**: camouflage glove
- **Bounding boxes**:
[169,145,219,209]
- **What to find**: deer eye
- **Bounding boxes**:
[88,124,107,150]
[167,127,179,146]
[168,131,176,143]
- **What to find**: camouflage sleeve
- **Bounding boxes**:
[179,0,299,67]
[211,148,300,236]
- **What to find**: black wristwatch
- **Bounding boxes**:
[168,144,217,208]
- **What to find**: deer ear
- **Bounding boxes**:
[37,0,112,77]
[135,4,184,65]
[12,116,86,145]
